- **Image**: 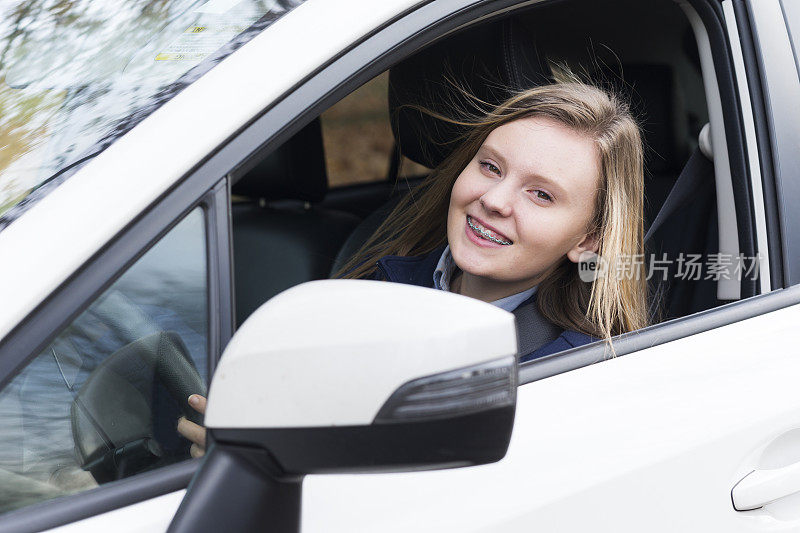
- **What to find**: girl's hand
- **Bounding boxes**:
[177,394,207,458]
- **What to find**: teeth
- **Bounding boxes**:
[467,216,512,245]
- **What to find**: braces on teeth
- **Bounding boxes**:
[467,217,512,245]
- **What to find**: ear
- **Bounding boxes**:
[566,232,600,263]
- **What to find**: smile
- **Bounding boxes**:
[466,215,513,245]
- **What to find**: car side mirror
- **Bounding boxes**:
[169,280,518,533]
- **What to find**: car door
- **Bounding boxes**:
[298,295,800,532]
[295,1,800,530]
[148,0,794,530]
[193,0,798,530]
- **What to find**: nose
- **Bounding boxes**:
[479,178,514,218]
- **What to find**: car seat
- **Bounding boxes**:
[590,63,719,320]
[231,119,361,326]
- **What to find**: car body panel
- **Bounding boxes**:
[302,301,800,531]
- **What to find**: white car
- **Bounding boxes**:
[0,0,799,531]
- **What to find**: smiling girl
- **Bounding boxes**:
[179,82,649,458]
[335,81,648,361]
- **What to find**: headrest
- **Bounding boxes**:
[592,64,680,174]
[623,64,682,174]
[388,18,551,169]
[232,118,327,202]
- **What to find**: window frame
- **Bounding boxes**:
[219,0,765,382]
[731,0,783,290]
[742,0,800,287]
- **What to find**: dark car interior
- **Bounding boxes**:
[229,0,723,332]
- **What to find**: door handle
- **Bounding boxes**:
[732,462,800,511]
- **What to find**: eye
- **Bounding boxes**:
[531,190,553,203]
[479,160,501,176]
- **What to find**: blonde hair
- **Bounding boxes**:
[334,81,648,346]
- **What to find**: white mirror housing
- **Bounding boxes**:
[206,279,518,430]
[169,280,519,533]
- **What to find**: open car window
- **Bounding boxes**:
[235,2,716,298]
[227,0,765,379]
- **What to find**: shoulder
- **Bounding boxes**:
[520,329,598,363]
[375,244,447,287]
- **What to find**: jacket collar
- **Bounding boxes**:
[375,245,582,359]
[375,244,539,311]
[375,244,447,288]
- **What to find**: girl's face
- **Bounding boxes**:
[447,116,601,297]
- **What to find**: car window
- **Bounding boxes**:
[0,207,207,514]
[228,0,761,380]
[0,0,306,230]
[321,71,429,188]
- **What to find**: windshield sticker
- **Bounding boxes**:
[155,17,255,61]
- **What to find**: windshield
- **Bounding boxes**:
[0,0,304,228]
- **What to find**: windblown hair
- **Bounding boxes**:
[334,80,648,346]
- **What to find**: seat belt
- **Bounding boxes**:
[643,146,715,321]
[644,147,714,242]
[512,301,562,358]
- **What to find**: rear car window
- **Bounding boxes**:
[321,71,428,188]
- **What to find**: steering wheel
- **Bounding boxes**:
[70,331,206,483]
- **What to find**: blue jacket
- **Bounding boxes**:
[374,246,596,362]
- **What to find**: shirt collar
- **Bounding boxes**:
[433,245,537,312]
[433,244,457,292]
